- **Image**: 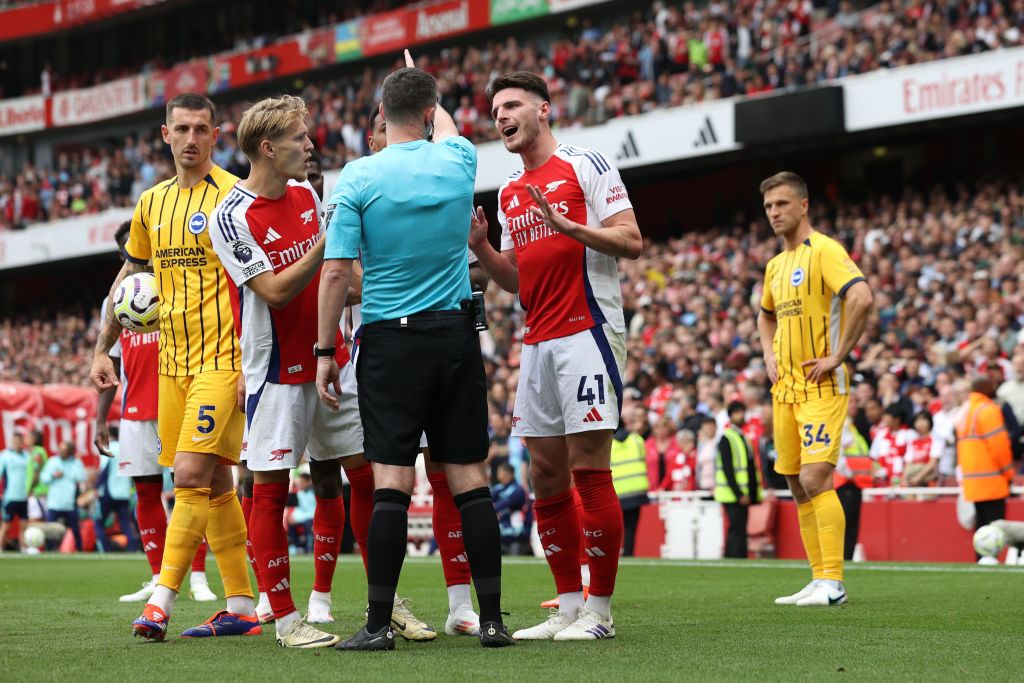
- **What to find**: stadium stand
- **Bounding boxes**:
[6,0,1024,229]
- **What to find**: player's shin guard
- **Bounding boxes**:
[252,482,293,617]
[427,472,472,588]
[312,495,344,593]
[240,494,265,593]
[534,489,584,594]
[346,464,374,572]
[192,538,208,573]
[453,487,503,625]
[365,489,410,633]
[158,487,211,592]
[798,501,825,579]
[573,468,623,597]
[206,489,255,600]
[135,481,167,577]
[810,490,845,582]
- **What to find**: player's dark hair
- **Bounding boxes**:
[166,93,216,125]
[115,221,131,250]
[727,400,746,416]
[368,101,382,129]
[381,68,437,129]
[759,171,808,200]
[486,71,551,106]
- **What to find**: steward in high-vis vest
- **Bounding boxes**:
[611,425,650,557]
[715,402,763,558]
[956,377,1015,533]
[834,413,872,560]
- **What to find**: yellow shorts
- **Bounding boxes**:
[158,371,245,467]
[773,395,849,475]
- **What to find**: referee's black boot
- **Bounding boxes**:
[335,625,395,651]
[478,621,516,648]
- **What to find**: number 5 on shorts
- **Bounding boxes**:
[197,404,216,434]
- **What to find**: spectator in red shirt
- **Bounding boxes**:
[645,415,682,490]
[660,429,698,491]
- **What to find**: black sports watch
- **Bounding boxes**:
[313,342,336,358]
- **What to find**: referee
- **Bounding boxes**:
[316,52,514,650]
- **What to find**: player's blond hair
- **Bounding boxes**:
[237,95,309,161]
[759,171,808,200]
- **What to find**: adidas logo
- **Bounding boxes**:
[616,131,640,161]
[692,116,718,148]
[505,194,520,212]
[143,542,158,551]
[270,578,290,592]
[544,544,563,557]
[585,546,607,557]
[582,408,603,423]
[587,623,612,638]
[263,227,282,244]
[316,553,336,562]
[450,552,469,563]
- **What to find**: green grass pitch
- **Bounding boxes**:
[2,553,1023,681]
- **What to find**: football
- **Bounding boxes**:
[23,525,45,549]
[113,272,160,333]
[972,524,1006,558]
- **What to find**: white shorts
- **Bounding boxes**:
[118,419,163,478]
[511,324,626,437]
[243,362,363,471]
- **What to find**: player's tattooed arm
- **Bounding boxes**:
[95,259,152,355]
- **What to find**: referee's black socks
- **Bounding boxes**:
[453,487,503,625]
[366,488,411,633]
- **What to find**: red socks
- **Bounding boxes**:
[346,464,374,573]
[251,482,294,619]
[571,486,590,572]
[534,488,583,594]
[573,468,623,597]
[240,494,265,593]
[312,495,344,593]
[134,481,166,576]
[427,472,471,587]
[191,538,208,572]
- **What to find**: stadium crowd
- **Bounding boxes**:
[5,177,1024,496]
[7,0,1024,229]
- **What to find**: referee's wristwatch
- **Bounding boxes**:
[313,342,336,358]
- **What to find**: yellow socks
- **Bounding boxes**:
[205,490,254,600]
[810,489,845,583]
[797,501,824,580]
[157,487,211,592]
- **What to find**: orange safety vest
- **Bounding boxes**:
[956,392,1014,502]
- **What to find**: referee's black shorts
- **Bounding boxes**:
[356,309,488,467]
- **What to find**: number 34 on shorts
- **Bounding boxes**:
[773,396,848,472]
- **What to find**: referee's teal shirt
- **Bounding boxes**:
[324,136,476,324]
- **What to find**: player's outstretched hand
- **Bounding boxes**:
[404,49,415,68]
[94,421,112,457]
[90,354,119,393]
[526,184,574,236]
[316,358,342,410]
[468,206,488,250]
[802,354,841,384]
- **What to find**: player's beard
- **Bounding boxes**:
[504,117,538,154]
